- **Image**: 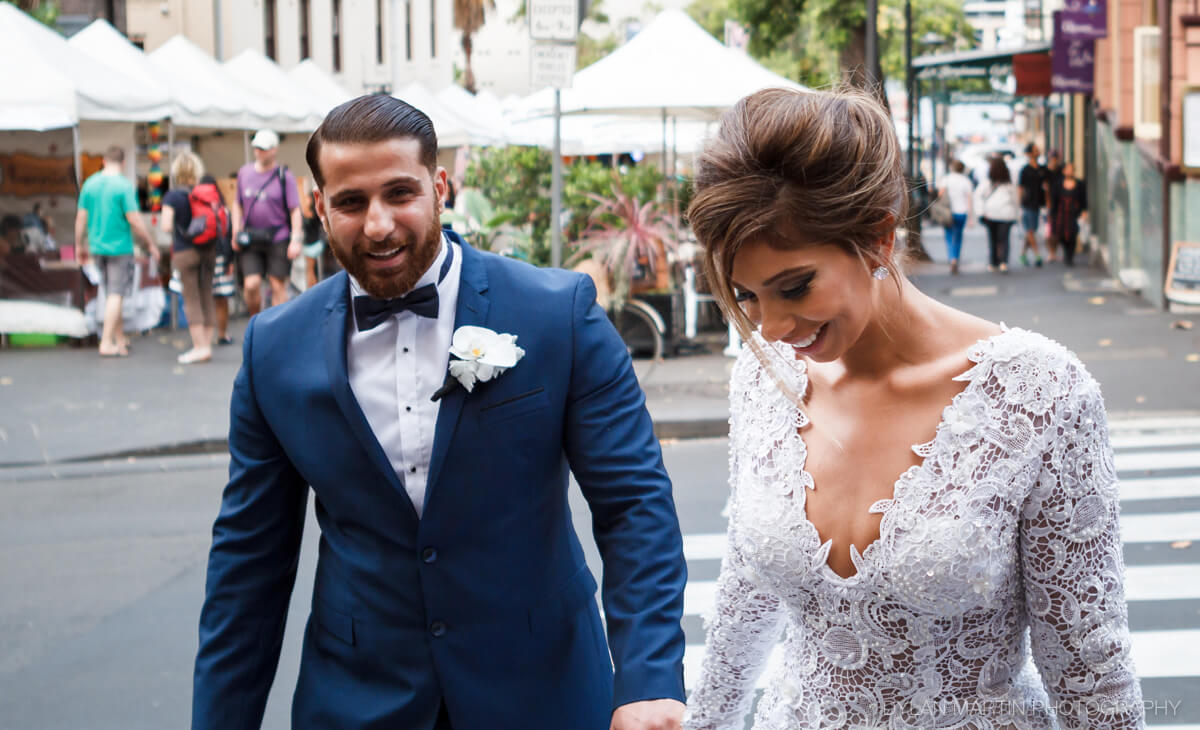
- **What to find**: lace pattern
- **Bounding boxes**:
[682,328,1144,730]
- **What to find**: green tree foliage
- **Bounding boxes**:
[687,0,973,89]
[4,0,59,26]
[464,146,663,267]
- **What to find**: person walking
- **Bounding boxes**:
[1017,142,1046,267]
[937,159,973,274]
[192,95,688,730]
[1050,161,1088,267]
[975,156,1020,273]
[1043,149,1064,262]
[203,174,237,346]
[161,152,222,364]
[231,129,303,315]
[75,145,158,357]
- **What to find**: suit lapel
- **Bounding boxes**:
[321,272,420,524]
[424,238,490,513]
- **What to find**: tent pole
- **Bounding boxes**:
[72,124,82,193]
[660,107,667,203]
[243,130,251,164]
[551,89,563,268]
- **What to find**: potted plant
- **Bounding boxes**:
[567,172,679,313]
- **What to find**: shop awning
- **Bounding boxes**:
[913,42,1051,79]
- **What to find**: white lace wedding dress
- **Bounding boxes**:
[683,328,1144,730]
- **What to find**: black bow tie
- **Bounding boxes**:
[352,240,454,332]
[354,284,439,330]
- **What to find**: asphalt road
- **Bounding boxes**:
[2,429,1199,729]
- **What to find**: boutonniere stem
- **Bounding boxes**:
[431,326,525,402]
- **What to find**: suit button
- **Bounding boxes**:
[430,621,447,637]
[422,547,437,564]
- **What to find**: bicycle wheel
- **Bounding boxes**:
[615,299,665,362]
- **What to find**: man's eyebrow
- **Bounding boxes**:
[328,176,423,204]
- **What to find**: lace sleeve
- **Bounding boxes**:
[1021,363,1144,729]
[683,355,786,730]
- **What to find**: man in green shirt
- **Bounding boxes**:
[75,146,157,357]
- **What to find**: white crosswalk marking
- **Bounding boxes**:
[678,419,1200,720]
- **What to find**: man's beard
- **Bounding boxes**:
[330,209,443,300]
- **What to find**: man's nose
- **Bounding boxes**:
[363,198,394,241]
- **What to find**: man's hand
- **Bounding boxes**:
[286,238,302,261]
[610,699,685,730]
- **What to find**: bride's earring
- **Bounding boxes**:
[872,266,890,280]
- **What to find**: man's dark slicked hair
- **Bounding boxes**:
[306,94,438,188]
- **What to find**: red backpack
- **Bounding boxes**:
[185,183,230,245]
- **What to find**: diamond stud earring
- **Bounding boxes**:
[872,266,890,280]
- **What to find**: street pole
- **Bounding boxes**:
[905,0,914,179]
[865,0,879,88]
[551,89,563,268]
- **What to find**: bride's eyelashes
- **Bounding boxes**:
[735,288,756,303]
[779,273,816,300]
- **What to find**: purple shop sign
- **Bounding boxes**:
[1061,0,1107,40]
[1053,11,1096,94]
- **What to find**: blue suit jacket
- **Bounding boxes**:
[192,235,687,730]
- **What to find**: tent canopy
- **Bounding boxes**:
[519,8,807,120]
[288,60,354,117]
[394,82,498,148]
[0,3,170,123]
[0,29,76,130]
[223,49,325,132]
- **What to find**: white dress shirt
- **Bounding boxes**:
[347,233,461,517]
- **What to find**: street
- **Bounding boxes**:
[1,429,1199,728]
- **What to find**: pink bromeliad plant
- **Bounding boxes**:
[568,172,679,311]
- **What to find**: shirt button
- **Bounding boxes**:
[406,406,412,412]
[430,621,447,637]
[410,466,417,473]
[403,347,410,353]
[422,547,438,563]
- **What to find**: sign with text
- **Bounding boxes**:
[0,152,76,197]
[1165,241,1200,304]
[529,0,579,42]
[949,91,1016,105]
[1052,11,1096,94]
[531,43,576,89]
[1061,0,1107,39]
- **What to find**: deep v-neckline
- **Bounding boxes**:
[783,330,1005,583]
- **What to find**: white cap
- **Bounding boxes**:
[251,129,280,150]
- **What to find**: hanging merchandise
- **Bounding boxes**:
[146,121,166,211]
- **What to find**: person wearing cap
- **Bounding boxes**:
[232,129,303,314]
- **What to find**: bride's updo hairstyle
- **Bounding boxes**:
[688,87,907,339]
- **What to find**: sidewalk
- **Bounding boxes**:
[2,223,1197,469]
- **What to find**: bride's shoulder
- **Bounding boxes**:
[731,337,807,395]
[967,325,1097,412]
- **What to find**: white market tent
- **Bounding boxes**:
[519,8,807,120]
[288,60,354,116]
[435,85,511,144]
[0,30,76,131]
[149,36,297,130]
[223,49,325,132]
[72,20,244,130]
[0,2,170,123]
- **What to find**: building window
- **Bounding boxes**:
[332,0,343,72]
[264,0,277,60]
[376,0,385,64]
[300,0,311,59]
[1134,26,1161,139]
[430,0,437,58]
[406,0,413,61]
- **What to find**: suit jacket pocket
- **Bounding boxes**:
[479,387,549,424]
[528,562,599,627]
[313,598,355,646]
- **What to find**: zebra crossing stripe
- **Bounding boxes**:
[1111,432,1200,450]
[1116,449,1200,472]
[1120,476,1200,502]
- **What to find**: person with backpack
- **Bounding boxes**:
[161,151,228,364]
[232,129,303,315]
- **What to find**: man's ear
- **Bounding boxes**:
[313,188,331,236]
[432,167,449,209]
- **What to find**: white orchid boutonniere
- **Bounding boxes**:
[431,326,526,401]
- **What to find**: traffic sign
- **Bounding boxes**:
[529,0,579,41]
[531,43,576,89]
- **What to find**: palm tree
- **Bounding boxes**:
[454,0,494,94]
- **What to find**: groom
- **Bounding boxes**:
[191,95,688,730]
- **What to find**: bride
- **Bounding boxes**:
[680,88,1144,729]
